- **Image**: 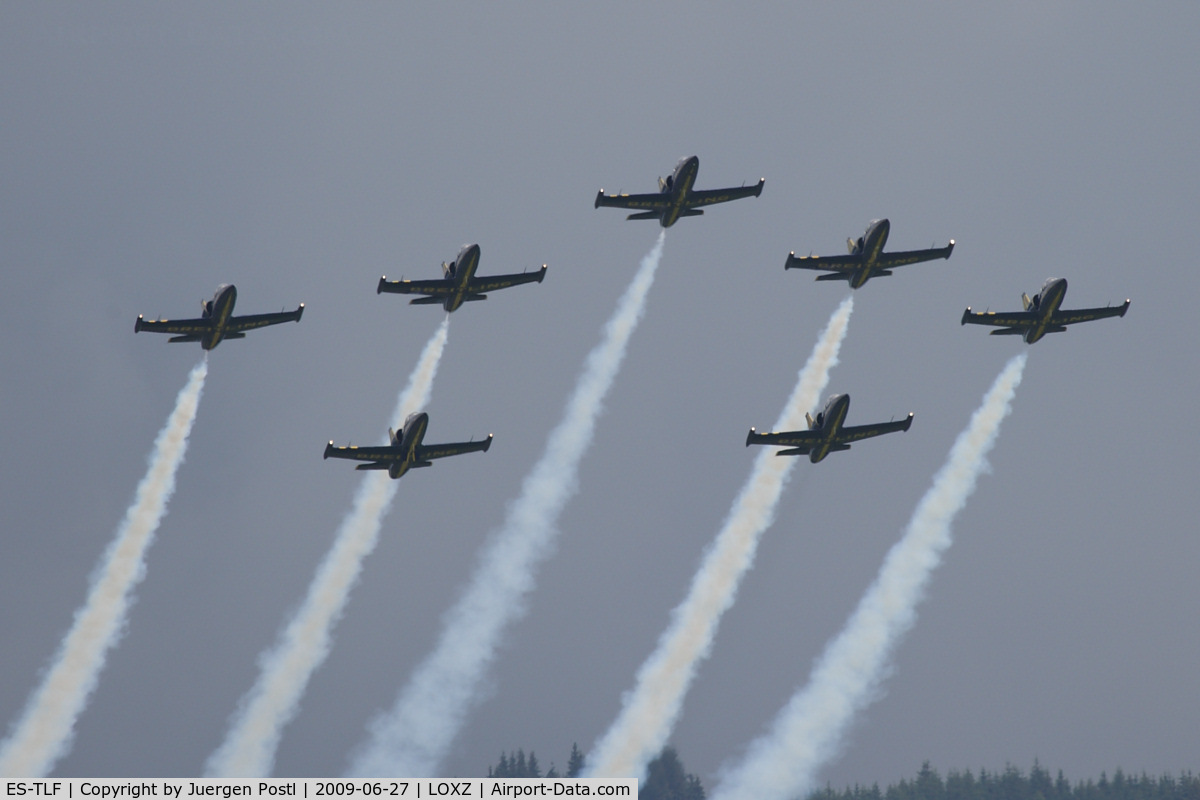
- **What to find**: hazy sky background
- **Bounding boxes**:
[2,3,1197,785]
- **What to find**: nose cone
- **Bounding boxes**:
[460,243,480,261]
[868,218,890,237]
[217,284,237,304]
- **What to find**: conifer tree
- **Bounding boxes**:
[566,743,585,779]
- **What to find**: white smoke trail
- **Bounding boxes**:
[712,353,1027,800]
[585,295,855,781]
[205,317,450,778]
[347,232,667,777]
[0,360,208,778]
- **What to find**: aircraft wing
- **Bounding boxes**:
[594,191,672,211]
[784,253,861,273]
[415,435,493,461]
[684,180,764,207]
[830,415,914,444]
[745,429,822,451]
[323,443,400,463]
[468,266,547,294]
[874,242,955,269]
[134,316,211,336]
[960,309,1039,329]
[377,278,456,296]
[1051,300,1130,326]
[226,305,305,333]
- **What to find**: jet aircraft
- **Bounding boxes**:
[377,244,546,312]
[594,155,764,228]
[746,393,913,463]
[961,277,1130,344]
[785,218,954,289]
[324,412,492,480]
[134,284,304,350]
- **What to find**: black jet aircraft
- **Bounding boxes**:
[961,277,1130,344]
[785,218,954,289]
[134,284,304,350]
[377,244,546,312]
[746,394,913,463]
[594,155,764,228]
[323,411,492,480]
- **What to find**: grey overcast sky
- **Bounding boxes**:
[2,2,1197,785]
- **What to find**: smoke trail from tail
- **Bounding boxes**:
[585,295,854,781]
[0,360,208,778]
[205,318,450,778]
[347,232,667,778]
[712,353,1027,800]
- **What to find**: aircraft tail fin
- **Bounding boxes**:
[805,412,816,429]
[1021,292,1034,310]
[626,211,660,221]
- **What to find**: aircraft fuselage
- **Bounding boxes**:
[849,219,890,289]
[808,393,851,463]
[442,244,482,312]
[1021,277,1069,343]
[659,155,700,228]
[201,284,238,350]
[389,411,430,480]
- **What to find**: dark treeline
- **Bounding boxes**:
[488,744,704,799]
[807,762,1200,800]
[489,748,1197,800]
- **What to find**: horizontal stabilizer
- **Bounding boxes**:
[679,209,704,217]
[413,461,434,468]
[168,335,203,343]
[775,447,810,457]
[625,211,660,221]
[355,463,390,470]
[1046,325,1069,334]
[465,293,487,302]
[815,273,851,282]
[224,332,246,340]
[989,328,1025,336]
[409,296,444,305]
